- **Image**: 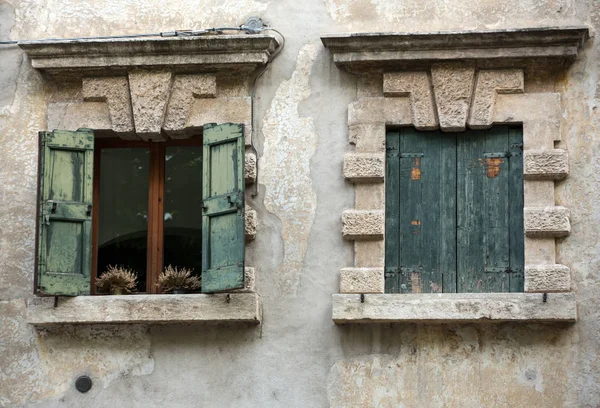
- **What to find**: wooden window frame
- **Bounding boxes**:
[91,136,202,294]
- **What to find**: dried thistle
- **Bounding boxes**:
[96,265,138,294]
[156,265,201,293]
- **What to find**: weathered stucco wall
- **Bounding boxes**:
[0,0,598,406]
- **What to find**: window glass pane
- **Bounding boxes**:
[98,148,150,292]
[163,146,203,278]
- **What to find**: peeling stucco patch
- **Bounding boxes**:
[260,42,320,294]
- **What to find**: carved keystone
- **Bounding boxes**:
[343,153,384,183]
[340,267,384,294]
[431,63,475,132]
[163,74,217,137]
[468,69,524,129]
[383,72,438,130]
[128,71,172,141]
[524,206,570,237]
[245,151,257,184]
[525,264,571,293]
[524,149,569,180]
[245,206,257,241]
[82,77,135,138]
[342,210,384,241]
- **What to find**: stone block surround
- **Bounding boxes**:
[322,27,590,323]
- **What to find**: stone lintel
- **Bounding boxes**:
[525,264,571,293]
[524,149,569,179]
[343,153,384,183]
[321,27,589,74]
[19,35,281,80]
[342,210,384,240]
[524,206,571,237]
[332,293,577,323]
[340,268,384,294]
[27,293,261,326]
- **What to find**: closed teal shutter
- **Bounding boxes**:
[385,128,456,293]
[36,129,94,296]
[201,123,245,293]
[385,126,524,293]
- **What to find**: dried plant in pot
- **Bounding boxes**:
[156,265,201,294]
[96,265,138,295]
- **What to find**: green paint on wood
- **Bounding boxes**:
[201,123,245,293]
[37,129,94,296]
[385,126,524,294]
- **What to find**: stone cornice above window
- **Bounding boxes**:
[321,26,589,73]
[19,34,280,79]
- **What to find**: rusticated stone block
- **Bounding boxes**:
[525,264,571,293]
[343,153,384,183]
[232,267,256,293]
[82,77,135,137]
[524,206,570,237]
[245,151,257,184]
[163,74,217,136]
[468,69,524,129]
[383,72,438,130]
[339,268,384,294]
[245,206,257,241]
[128,70,172,141]
[342,210,384,240]
[524,149,568,179]
[431,63,475,132]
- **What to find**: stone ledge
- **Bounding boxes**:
[343,153,385,183]
[524,206,570,237]
[27,293,261,326]
[342,210,384,240]
[321,27,589,74]
[19,35,281,79]
[332,293,577,323]
[524,149,569,179]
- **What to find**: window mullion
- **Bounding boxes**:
[146,143,165,294]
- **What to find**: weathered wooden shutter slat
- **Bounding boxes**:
[384,132,401,293]
[201,123,245,293]
[36,129,94,296]
[508,127,525,292]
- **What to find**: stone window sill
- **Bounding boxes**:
[27,293,261,326]
[332,293,576,324]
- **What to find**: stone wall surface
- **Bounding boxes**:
[0,0,598,407]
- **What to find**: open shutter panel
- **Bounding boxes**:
[36,129,94,296]
[201,123,245,293]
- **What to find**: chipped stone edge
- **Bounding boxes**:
[525,264,571,293]
[332,293,577,323]
[26,293,261,326]
[524,206,571,237]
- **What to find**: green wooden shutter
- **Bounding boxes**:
[201,123,245,293]
[36,129,94,296]
[385,126,524,294]
[457,126,524,292]
[385,128,456,293]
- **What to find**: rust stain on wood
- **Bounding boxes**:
[411,220,421,226]
[411,157,421,180]
[484,157,504,178]
[411,272,421,293]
